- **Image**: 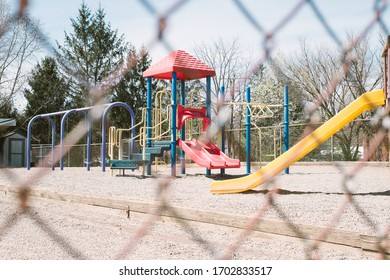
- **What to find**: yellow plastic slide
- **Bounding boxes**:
[210,89,385,194]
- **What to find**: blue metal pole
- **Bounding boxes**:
[171,72,177,177]
[49,117,56,171]
[101,117,107,172]
[146,77,153,175]
[146,77,152,147]
[26,117,34,170]
[180,79,186,175]
[60,109,75,170]
[101,102,136,172]
[84,111,92,171]
[246,86,251,174]
[284,85,290,174]
[26,115,56,170]
[219,85,225,175]
[206,76,211,176]
[26,125,31,170]
[26,115,41,170]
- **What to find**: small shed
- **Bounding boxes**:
[0,118,26,167]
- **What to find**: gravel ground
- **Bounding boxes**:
[0,162,389,260]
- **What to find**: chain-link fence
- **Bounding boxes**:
[38,118,373,168]
[1,0,390,260]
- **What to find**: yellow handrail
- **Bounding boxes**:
[139,117,172,147]
[185,89,207,139]
[153,90,172,141]
[188,89,205,107]
[108,108,147,160]
[108,126,117,159]
[108,89,175,174]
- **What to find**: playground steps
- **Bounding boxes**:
[153,140,171,146]
[108,141,171,173]
[129,153,152,162]
[141,141,171,158]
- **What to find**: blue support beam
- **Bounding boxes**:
[171,72,178,177]
[284,85,290,174]
[60,110,92,171]
[146,77,153,175]
[26,115,56,171]
[219,85,225,176]
[180,79,186,175]
[146,77,153,147]
[246,86,251,174]
[206,76,211,176]
[101,102,136,172]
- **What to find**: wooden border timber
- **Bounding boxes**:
[0,185,389,255]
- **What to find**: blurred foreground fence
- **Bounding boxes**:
[1,0,390,260]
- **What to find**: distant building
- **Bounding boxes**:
[0,118,26,167]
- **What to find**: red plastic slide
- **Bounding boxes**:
[178,139,240,169]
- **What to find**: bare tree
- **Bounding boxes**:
[192,38,256,160]
[273,35,383,160]
[192,38,254,104]
[0,0,43,115]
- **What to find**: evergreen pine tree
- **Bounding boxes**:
[23,57,68,143]
[56,3,127,107]
[110,46,159,133]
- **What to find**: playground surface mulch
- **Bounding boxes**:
[0,162,389,259]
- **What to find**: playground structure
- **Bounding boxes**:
[140,50,241,176]
[107,82,286,176]
[106,50,243,176]
[107,89,172,175]
[25,51,288,177]
[27,50,243,176]
[27,48,387,189]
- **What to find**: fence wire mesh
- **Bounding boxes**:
[1,0,390,260]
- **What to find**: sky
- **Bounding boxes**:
[4,0,390,63]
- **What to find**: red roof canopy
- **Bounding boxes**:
[143,50,216,80]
